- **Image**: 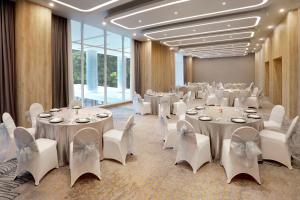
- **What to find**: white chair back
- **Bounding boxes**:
[285,116,299,139]
[29,103,44,128]
[177,120,197,145]
[73,128,100,162]
[252,87,259,97]
[14,127,37,151]
[122,115,135,153]
[2,113,16,138]
[146,89,153,95]
[183,91,191,104]
[159,96,170,117]
[269,105,285,124]
[230,127,261,167]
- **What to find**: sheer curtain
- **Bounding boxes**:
[0,0,16,122]
[51,14,69,108]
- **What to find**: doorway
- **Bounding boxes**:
[273,57,282,105]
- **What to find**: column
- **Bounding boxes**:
[86,50,98,91]
[117,55,123,89]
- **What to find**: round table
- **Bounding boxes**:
[185,106,263,161]
[144,93,179,115]
[36,107,113,166]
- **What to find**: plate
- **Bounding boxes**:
[49,117,64,123]
[72,106,81,109]
[186,110,198,115]
[231,118,247,123]
[39,113,52,118]
[75,118,90,123]
[244,109,257,113]
[195,106,205,110]
[199,116,212,121]
[247,114,261,119]
[96,113,109,118]
[50,108,61,112]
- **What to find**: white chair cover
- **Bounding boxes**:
[70,128,101,187]
[264,105,285,130]
[260,116,299,169]
[159,96,170,118]
[175,120,211,174]
[14,127,58,185]
[2,113,17,162]
[221,126,261,184]
[133,92,151,115]
[29,103,44,129]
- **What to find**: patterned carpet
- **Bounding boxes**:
[1,99,300,200]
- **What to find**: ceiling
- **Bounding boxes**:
[30,0,300,59]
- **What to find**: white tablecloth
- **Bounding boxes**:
[185,106,263,161]
[36,107,113,166]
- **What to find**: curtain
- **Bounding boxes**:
[134,40,142,94]
[52,14,69,108]
[0,0,16,122]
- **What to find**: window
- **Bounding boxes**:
[71,20,132,106]
[175,53,184,86]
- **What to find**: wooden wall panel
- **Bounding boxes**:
[15,0,52,126]
[139,41,175,96]
[255,9,299,118]
[184,56,193,83]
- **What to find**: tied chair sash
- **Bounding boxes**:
[73,144,99,163]
[17,142,38,163]
[230,134,261,168]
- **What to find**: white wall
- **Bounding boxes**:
[192,54,255,84]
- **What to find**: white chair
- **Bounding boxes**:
[245,87,259,109]
[70,128,101,187]
[103,115,135,165]
[197,89,206,99]
[260,116,299,169]
[264,105,285,130]
[133,93,151,115]
[206,86,217,106]
[175,120,211,174]
[215,89,224,106]
[29,103,44,130]
[221,127,261,184]
[158,96,171,118]
[173,91,191,116]
[14,127,58,185]
[159,104,177,149]
[2,112,35,160]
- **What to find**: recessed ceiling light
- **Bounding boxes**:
[259,37,264,41]
[133,33,137,36]
[256,43,260,46]
[170,47,174,50]
[193,29,196,32]
[138,20,142,23]
[279,8,285,13]
[222,2,227,6]
[147,38,151,41]
[227,24,231,27]
[49,2,54,7]
[174,11,179,15]
[267,25,274,29]
[52,0,119,12]
[102,21,107,26]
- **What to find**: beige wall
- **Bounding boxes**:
[184,56,193,83]
[255,9,299,118]
[139,41,175,96]
[15,0,52,126]
[192,55,255,84]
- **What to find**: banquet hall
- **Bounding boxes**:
[1,0,300,199]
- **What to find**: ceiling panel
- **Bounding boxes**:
[164,31,255,47]
[109,0,268,29]
[52,0,120,12]
[144,16,260,40]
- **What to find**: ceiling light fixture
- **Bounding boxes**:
[279,8,285,13]
[164,31,255,47]
[138,20,142,23]
[267,25,274,29]
[174,11,179,15]
[133,33,137,36]
[259,37,264,41]
[110,0,268,30]
[222,2,227,6]
[102,21,107,26]
[51,0,119,12]
[144,16,260,40]
[49,2,54,7]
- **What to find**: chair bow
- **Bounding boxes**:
[74,144,98,162]
[230,134,261,168]
[17,143,38,163]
